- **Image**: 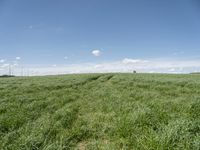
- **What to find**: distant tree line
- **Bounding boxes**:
[0,75,15,78]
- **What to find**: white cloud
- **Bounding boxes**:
[13,63,18,67]
[0,59,5,63]
[92,50,101,56]
[1,58,200,76]
[94,64,103,69]
[168,68,175,72]
[173,51,185,56]
[0,64,9,68]
[16,57,21,60]
[64,56,68,60]
[29,25,33,29]
[122,58,149,64]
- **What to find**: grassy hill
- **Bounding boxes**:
[0,73,200,150]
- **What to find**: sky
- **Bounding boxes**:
[0,0,200,75]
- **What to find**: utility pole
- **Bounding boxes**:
[27,69,30,76]
[8,64,12,76]
[21,67,24,76]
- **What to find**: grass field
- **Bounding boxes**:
[0,73,200,150]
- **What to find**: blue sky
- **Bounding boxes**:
[0,0,200,75]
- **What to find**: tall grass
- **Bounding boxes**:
[0,73,200,149]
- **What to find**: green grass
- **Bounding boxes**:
[0,73,200,150]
